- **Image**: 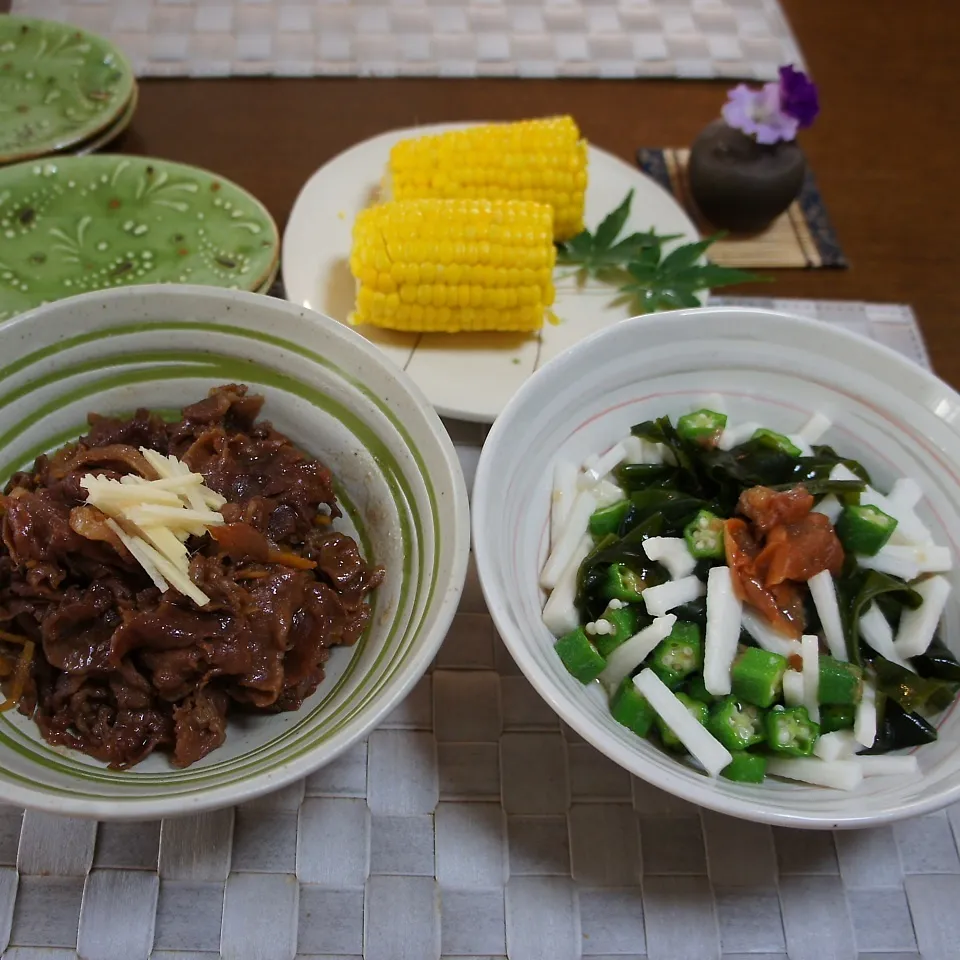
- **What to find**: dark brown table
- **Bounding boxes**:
[12,1,960,381]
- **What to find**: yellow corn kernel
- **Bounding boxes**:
[387,116,588,241]
[349,198,556,333]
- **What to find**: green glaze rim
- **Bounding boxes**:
[0,155,281,321]
[0,16,136,163]
[0,320,441,797]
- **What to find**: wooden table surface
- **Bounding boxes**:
[20,1,960,382]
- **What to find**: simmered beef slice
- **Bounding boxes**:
[0,384,382,769]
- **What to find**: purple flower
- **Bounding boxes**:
[722,82,799,145]
[779,65,819,129]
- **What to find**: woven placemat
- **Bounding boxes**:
[0,298,946,960]
[9,0,803,80]
[638,147,847,270]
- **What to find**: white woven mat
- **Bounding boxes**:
[10,0,804,79]
[0,298,952,960]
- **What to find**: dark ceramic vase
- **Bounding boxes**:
[687,119,806,233]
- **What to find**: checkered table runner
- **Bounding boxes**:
[10,0,803,80]
[0,298,953,960]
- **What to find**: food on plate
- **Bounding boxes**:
[385,116,588,241]
[0,385,383,769]
[349,198,556,333]
[541,405,956,789]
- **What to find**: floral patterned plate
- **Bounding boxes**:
[0,155,280,322]
[71,82,138,158]
[0,16,135,164]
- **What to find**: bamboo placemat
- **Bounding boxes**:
[638,147,847,270]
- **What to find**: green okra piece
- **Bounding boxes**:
[765,705,820,757]
[721,752,767,784]
[650,621,702,689]
[731,646,789,708]
[707,696,766,751]
[555,628,606,684]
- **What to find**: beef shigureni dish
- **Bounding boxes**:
[0,385,382,769]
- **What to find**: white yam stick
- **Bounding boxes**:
[579,442,627,488]
[642,576,704,617]
[861,543,951,579]
[621,435,645,464]
[634,668,733,777]
[808,570,847,661]
[812,494,843,524]
[859,603,913,671]
[742,609,802,658]
[829,463,861,483]
[858,546,921,582]
[593,479,626,508]
[801,633,820,723]
[599,616,677,690]
[888,478,923,511]
[718,421,761,451]
[856,755,920,777]
[550,460,578,552]
[642,537,697,580]
[893,575,952,658]
[814,730,858,762]
[621,435,662,464]
[704,566,743,696]
[797,412,832,445]
[782,669,805,707]
[854,681,877,748]
[541,534,594,637]
[767,758,864,791]
[540,490,597,589]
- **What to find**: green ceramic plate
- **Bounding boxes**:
[0,154,280,321]
[0,16,135,164]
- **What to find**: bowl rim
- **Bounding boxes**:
[0,284,471,819]
[472,305,960,829]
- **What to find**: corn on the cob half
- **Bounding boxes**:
[387,116,588,242]
[350,198,556,334]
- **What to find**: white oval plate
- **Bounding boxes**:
[282,123,698,423]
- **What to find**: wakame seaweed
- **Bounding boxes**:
[571,412,951,759]
[872,656,960,714]
[837,565,923,665]
[629,420,872,517]
[912,636,960,683]
[861,698,938,754]
[575,514,667,620]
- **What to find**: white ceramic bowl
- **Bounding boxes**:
[473,306,960,828]
[0,284,469,819]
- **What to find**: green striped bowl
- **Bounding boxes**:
[0,284,470,819]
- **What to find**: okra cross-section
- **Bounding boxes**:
[684,509,725,559]
[650,621,703,689]
[677,409,727,444]
[766,705,820,757]
[707,695,766,751]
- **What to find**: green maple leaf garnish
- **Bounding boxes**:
[555,189,681,282]
[618,236,768,314]
[556,190,768,310]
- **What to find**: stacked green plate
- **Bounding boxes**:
[0,155,281,321]
[0,16,137,165]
